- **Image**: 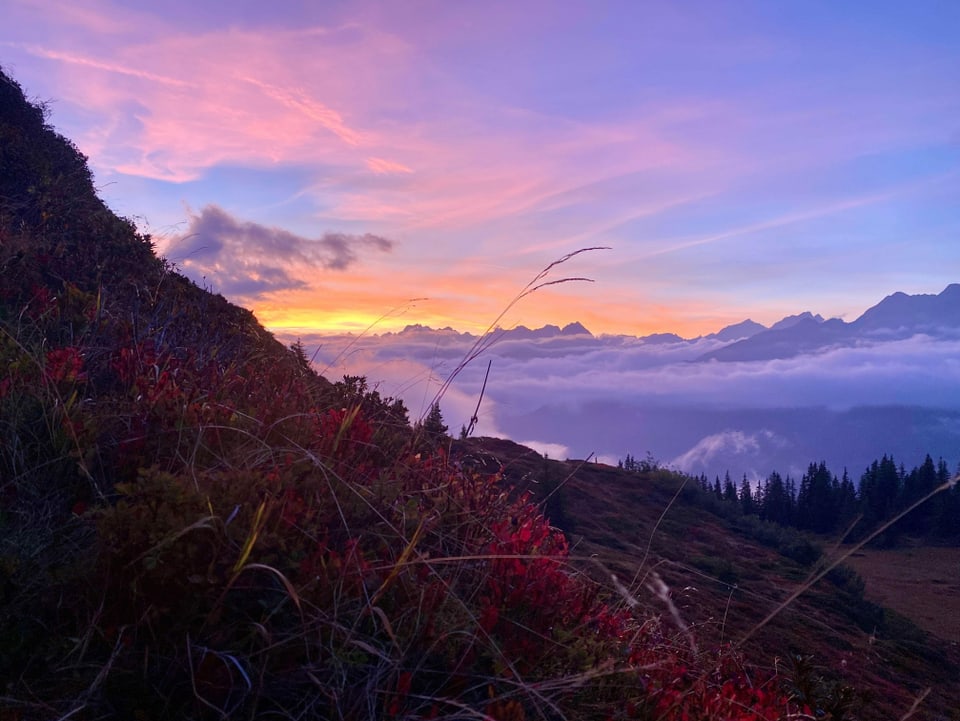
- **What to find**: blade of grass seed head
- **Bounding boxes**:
[319,298,429,376]
[431,247,610,409]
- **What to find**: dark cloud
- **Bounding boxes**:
[169,205,393,297]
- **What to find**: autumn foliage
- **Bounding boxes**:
[1,318,814,719]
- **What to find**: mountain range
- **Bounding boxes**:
[386,282,960,358]
[303,284,960,483]
[700,284,960,362]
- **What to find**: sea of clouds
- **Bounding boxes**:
[281,327,960,482]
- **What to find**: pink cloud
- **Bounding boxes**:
[19,45,193,87]
[7,0,147,36]
[13,5,702,231]
[21,23,398,180]
[366,157,414,175]
[9,0,955,344]
[239,75,367,147]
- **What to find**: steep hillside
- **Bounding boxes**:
[0,69,305,371]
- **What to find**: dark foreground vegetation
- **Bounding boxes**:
[2,67,958,720]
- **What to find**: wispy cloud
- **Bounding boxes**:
[642,171,960,261]
[239,75,367,147]
[366,157,414,175]
[16,45,194,87]
[11,24,393,181]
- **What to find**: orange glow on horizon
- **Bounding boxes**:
[252,295,750,339]
[245,261,766,340]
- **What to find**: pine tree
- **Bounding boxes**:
[420,401,449,447]
[722,472,738,504]
[760,471,794,526]
[739,475,756,516]
[860,455,901,525]
[835,469,859,530]
[899,454,938,533]
[290,339,312,374]
[796,462,837,533]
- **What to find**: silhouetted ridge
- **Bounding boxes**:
[0,66,304,371]
[853,283,960,334]
[560,321,592,336]
[492,322,592,340]
[699,285,960,361]
[769,311,825,331]
[1,67,160,285]
[640,332,684,344]
[708,319,767,342]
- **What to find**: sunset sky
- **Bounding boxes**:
[3,0,959,336]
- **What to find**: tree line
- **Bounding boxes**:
[621,453,960,544]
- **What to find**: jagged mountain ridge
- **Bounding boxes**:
[303,283,960,484]
[370,284,959,361]
[854,282,960,332]
[391,320,593,340]
[705,318,767,342]
[700,284,960,362]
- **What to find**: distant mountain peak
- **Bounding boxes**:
[560,322,592,337]
[698,283,960,363]
[709,319,767,342]
[853,283,960,333]
[493,322,593,340]
[640,332,684,344]
[769,312,825,332]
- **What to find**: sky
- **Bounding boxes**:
[2,0,959,337]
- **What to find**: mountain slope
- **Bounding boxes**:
[461,437,960,720]
[706,318,767,342]
[699,284,960,363]
[853,283,960,335]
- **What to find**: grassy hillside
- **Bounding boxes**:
[458,437,960,720]
[2,65,956,720]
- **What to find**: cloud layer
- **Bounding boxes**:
[284,326,960,480]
